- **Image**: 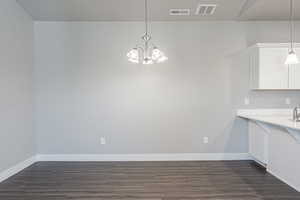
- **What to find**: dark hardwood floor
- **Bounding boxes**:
[0,161,299,200]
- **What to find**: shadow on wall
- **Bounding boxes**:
[211,116,249,153]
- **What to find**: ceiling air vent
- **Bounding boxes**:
[169,9,190,16]
[195,4,217,16]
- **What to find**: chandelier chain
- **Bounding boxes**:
[145,0,149,37]
[290,0,294,50]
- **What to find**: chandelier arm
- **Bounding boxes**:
[145,40,149,59]
[135,46,145,61]
[136,46,144,51]
[149,41,156,48]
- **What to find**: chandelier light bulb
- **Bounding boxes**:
[157,55,168,63]
[127,48,139,63]
[152,48,163,60]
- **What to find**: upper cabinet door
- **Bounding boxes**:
[259,48,289,89]
[289,48,300,89]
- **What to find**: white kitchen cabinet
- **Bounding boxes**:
[268,127,300,191]
[239,109,300,191]
[248,43,300,90]
[249,121,268,165]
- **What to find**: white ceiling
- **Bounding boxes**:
[16,0,300,21]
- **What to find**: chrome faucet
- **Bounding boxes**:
[293,105,300,122]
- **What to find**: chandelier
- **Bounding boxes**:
[127,0,168,65]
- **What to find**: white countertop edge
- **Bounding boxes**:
[237,109,300,131]
[237,109,292,117]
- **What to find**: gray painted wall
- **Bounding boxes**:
[34,21,300,155]
[0,0,34,172]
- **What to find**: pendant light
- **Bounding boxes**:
[285,0,299,65]
[127,0,168,64]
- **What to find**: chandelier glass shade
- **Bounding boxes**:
[285,50,299,65]
[127,0,168,65]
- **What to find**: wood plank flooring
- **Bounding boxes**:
[0,161,299,200]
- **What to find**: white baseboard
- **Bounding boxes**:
[267,169,300,192]
[36,153,251,162]
[0,156,37,183]
[249,155,267,168]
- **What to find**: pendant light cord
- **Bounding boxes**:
[145,0,149,37]
[290,0,294,50]
[143,0,149,58]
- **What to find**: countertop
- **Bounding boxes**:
[237,109,300,131]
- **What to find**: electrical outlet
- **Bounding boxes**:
[244,97,250,105]
[100,137,106,145]
[285,98,291,105]
[203,137,209,144]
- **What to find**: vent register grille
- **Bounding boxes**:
[169,9,190,16]
[196,4,217,15]
[169,4,217,16]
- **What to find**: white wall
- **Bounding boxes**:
[0,1,34,172]
[34,21,300,155]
